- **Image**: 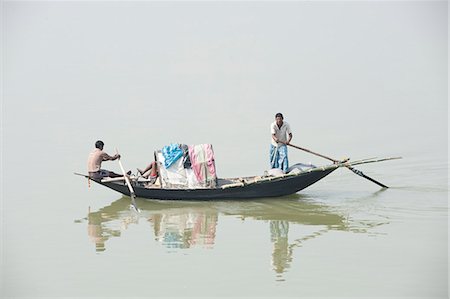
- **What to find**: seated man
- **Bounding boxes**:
[87,140,125,179]
[137,161,158,182]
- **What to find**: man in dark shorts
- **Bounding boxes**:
[87,140,125,179]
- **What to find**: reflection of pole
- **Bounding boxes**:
[270,220,292,274]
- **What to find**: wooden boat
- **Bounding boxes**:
[76,157,399,201]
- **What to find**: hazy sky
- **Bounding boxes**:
[1,4,448,298]
[2,1,448,176]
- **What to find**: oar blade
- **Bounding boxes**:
[130,194,141,213]
[348,166,388,188]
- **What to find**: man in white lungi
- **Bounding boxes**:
[270,113,293,173]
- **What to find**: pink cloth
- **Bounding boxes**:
[204,144,216,178]
[188,145,203,182]
[188,144,217,184]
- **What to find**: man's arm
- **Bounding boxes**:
[286,133,292,145]
[102,153,120,161]
[272,133,279,143]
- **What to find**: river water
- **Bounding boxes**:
[2,1,448,298]
[2,144,447,298]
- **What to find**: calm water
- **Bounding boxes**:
[2,1,448,298]
[2,148,448,298]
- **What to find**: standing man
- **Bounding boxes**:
[270,113,293,173]
[87,140,124,179]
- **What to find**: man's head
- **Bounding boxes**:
[95,140,104,150]
[275,113,284,126]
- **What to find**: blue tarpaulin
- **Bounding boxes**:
[162,143,183,168]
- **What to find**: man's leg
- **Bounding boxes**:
[278,145,289,173]
[270,145,279,169]
[138,162,154,175]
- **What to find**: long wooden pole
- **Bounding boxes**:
[287,144,339,163]
[116,149,140,212]
[287,143,389,188]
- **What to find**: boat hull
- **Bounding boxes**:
[93,167,337,200]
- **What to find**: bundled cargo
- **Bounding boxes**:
[156,143,217,189]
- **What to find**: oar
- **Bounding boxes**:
[115,149,140,212]
[287,144,340,163]
[287,143,389,188]
[346,167,388,188]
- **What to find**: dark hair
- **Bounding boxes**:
[95,140,104,149]
[275,113,284,119]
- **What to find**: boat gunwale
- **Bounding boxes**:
[98,163,341,192]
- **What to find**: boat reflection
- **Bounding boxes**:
[85,198,219,252]
[82,195,387,277]
[150,209,217,249]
